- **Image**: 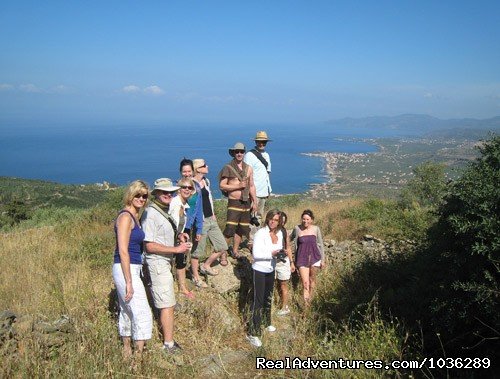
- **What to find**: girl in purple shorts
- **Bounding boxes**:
[290,209,326,306]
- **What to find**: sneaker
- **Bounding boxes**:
[163,341,182,355]
[246,335,262,347]
[163,341,182,354]
[265,325,277,332]
[277,307,290,316]
[192,277,208,288]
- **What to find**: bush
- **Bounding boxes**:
[424,135,500,358]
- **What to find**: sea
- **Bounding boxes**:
[0,122,418,198]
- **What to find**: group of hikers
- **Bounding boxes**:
[112,131,327,357]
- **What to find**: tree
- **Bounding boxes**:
[428,135,499,357]
[399,161,447,209]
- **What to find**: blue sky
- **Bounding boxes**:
[1,0,499,125]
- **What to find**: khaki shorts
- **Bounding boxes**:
[145,255,176,309]
[275,257,291,281]
[192,217,228,259]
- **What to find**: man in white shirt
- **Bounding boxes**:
[244,131,272,224]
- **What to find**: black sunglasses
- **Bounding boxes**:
[234,149,245,154]
[159,190,175,196]
[134,193,149,200]
[180,185,194,190]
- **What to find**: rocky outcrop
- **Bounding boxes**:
[0,311,74,355]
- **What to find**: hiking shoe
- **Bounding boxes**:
[265,325,276,332]
[163,341,182,354]
[246,335,262,347]
[277,306,290,316]
[192,278,208,288]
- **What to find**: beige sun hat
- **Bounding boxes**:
[254,131,272,142]
[193,159,206,171]
[228,142,246,156]
[151,178,180,193]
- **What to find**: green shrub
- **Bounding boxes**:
[424,135,500,358]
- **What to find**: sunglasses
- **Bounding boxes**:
[256,141,268,145]
[134,193,149,200]
[159,190,175,196]
[234,150,245,154]
[180,185,194,190]
[199,164,207,168]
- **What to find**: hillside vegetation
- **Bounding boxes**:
[0,136,498,378]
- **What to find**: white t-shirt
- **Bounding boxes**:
[244,150,272,197]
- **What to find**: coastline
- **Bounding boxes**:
[299,137,479,199]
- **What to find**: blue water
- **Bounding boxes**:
[0,122,416,197]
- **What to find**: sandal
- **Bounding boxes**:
[192,278,208,288]
[220,253,228,267]
[200,264,219,276]
[228,246,244,259]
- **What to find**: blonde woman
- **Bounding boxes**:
[112,180,153,357]
[290,209,326,306]
[169,177,196,299]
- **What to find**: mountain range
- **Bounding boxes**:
[325,114,500,133]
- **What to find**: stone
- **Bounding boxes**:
[196,350,250,378]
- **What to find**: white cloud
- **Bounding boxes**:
[121,84,165,95]
[122,85,141,93]
[48,85,70,94]
[0,83,14,91]
[144,85,165,95]
[19,83,42,93]
[424,92,434,98]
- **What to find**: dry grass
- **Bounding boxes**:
[278,199,366,241]
[0,201,406,378]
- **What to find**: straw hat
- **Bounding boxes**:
[254,131,272,142]
[151,178,180,193]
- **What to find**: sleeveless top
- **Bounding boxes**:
[295,235,322,267]
[113,210,145,265]
[201,186,213,218]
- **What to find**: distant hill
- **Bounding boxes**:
[325,114,500,134]
[0,177,113,210]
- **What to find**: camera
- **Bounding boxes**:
[276,250,287,263]
[249,216,260,227]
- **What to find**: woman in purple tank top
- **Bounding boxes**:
[112,180,153,358]
[290,209,326,306]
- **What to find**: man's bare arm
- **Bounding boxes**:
[144,241,189,255]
